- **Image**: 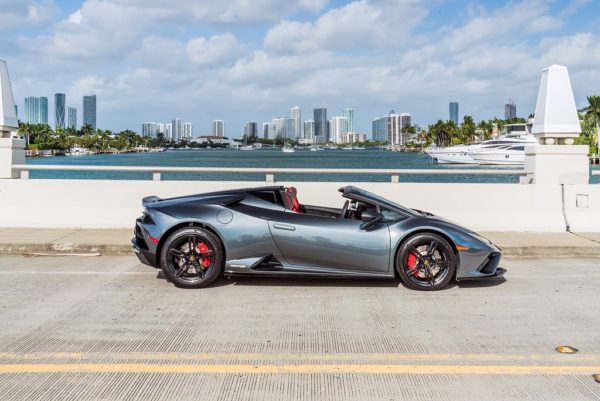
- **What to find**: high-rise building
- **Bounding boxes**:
[67,107,77,129]
[263,122,276,139]
[371,112,411,146]
[142,122,159,137]
[164,124,172,140]
[54,93,65,129]
[504,100,517,120]
[24,96,48,124]
[172,118,183,141]
[183,122,193,139]
[449,102,459,124]
[331,116,348,144]
[83,95,97,130]
[212,120,225,137]
[304,120,315,143]
[244,121,257,139]
[272,117,296,140]
[341,108,354,133]
[290,106,301,139]
[314,108,328,143]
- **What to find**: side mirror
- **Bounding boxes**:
[360,210,383,230]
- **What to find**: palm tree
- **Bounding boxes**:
[583,95,600,154]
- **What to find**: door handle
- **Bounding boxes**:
[273,223,296,231]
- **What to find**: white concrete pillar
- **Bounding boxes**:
[522,65,589,185]
[0,59,23,179]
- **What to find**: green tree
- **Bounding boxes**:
[582,95,600,154]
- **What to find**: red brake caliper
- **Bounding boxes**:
[198,243,211,268]
[407,253,419,277]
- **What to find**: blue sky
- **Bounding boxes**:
[1,0,599,136]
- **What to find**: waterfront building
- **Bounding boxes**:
[183,122,193,139]
[24,96,48,124]
[304,120,315,143]
[244,121,257,139]
[83,95,97,130]
[54,93,65,129]
[341,108,354,133]
[67,107,76,129]
[156,123,165,135]
[142,122,159,137]
[291,106,301,139]
[505,100,517,120]
[272,117,296,140]
[401,113,413,143]
[212,120,225,137]
[449,102,459,124]
[164,124,172,140]
[172,118,183,141]
[314,108,328,144]
[343,132,367,144]
[331,116,349,144]
[371,112,411,146]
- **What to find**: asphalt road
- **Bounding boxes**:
[0,255,599,401]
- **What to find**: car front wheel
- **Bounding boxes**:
[396,233,456,291]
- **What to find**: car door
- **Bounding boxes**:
[267,211,390,273]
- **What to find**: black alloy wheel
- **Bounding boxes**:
[160,227,224,288]
[396,233,456,291]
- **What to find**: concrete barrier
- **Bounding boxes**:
[0,179,576,232]
[563,184,600,232]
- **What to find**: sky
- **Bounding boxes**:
[1,0,599,136]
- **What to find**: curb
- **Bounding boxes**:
[0,243,133,256]
[1,243,600,258]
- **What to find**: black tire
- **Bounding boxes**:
[160,227,224,288]
[396,233,456,291]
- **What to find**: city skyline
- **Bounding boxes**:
[2,1,598,135]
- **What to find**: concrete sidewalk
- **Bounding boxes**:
[0,228,599,257]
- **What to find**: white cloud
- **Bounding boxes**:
[0,0,58,30]
[187,34,244,66]
[265,0,427,53]
[3,0,600,134]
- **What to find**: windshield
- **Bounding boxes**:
[345,187,417,216]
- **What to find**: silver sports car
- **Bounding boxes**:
[132,185,504,291]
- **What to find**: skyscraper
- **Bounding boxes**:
[341,108,354,132]
[68,107,77,129]
[244,121,257,139]
[54,93,65,129]
[331,116,349,144]
[183,122,193,139]
[172,118,183,141]
[263,122,276,139]
[504,100,517,120]
[304,120,315,143]
[449,102,459,124]
[142,122,158,137]
[371,112,410,146]
[83,95,97,130]
[24,96,48,124]
[212,120,224,137]
[314,108,328,143]
[290,106,301,139]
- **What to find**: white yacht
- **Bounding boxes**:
[69,145,91,156]
[468,144,528,165]
[281,146,295,153]
[425,123,536,165]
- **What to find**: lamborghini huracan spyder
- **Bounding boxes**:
[132,186,504,291]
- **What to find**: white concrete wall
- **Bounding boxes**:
[563,185,600,232]
[0,179,585,232]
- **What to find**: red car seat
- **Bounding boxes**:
[285,187,303,213]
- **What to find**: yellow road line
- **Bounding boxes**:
[0,364,599,375]
[1,352,599,362]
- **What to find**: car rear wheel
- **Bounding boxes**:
[396,233,456,291]
[160,227,224,288]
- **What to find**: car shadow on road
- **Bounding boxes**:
[156,271,507,289]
